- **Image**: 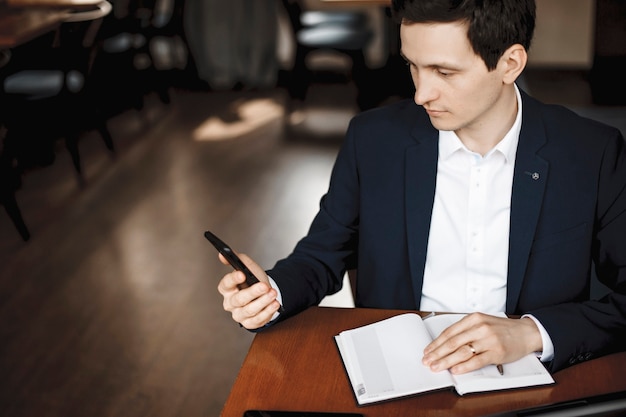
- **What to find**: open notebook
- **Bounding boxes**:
[335,313,555,405]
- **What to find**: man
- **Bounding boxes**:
[217,0,626,374]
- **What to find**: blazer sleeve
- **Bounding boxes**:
[530,127,626,371]
[265,117,362,318]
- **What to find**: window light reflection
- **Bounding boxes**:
[192,97,284,141]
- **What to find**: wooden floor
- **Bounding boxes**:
[0,70,624,417]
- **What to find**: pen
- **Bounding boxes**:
[497,364,504,375]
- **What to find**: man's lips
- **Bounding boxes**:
[425,108,446,117]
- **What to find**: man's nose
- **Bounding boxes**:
[413,76,437,105]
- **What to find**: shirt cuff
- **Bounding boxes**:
[267,275,283,321]
[522,314,555,362]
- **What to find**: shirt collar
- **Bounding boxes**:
[439,84,523,162]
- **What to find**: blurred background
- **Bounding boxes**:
[0,0,625,416]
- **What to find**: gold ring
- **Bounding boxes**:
[468,344,477,355]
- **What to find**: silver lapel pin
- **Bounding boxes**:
[524,171,540,180]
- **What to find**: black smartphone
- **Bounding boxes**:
[205,230,260,288]
[205,230,285,314]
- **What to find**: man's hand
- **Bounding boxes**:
[216,253,281,330]
[422,313,543,374]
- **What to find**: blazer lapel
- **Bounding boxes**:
[507,93,549,313]
[405,121,439,309]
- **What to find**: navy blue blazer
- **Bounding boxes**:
[268,90,626,371]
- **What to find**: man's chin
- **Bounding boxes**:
[427,118,456,132]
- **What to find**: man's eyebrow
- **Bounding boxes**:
[400,53,462,71]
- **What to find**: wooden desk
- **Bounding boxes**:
[221,307,626,417]
[0,6,68,48]
[6,0,105,9]
[0,0,107,48]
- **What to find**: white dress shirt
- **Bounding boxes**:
[419,114,517,313]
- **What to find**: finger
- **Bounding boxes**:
[448,350,492,374]
[424,314,477,354]
[424,326,476,365]
[237,253,269,284]
[219,271,267,316]
[217,270,247,296]
[225,278,271,310]
[238,297,281,330]
[219,252,269,286]
[218,253,227,265]
[233,288,281,329]
[427,342,481,372]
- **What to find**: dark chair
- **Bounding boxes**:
[141,0,196,90]
[279,0,374,110]
[0,142,30,241]
[90,0,192,114]
[89,0,157,116]
[0,50,30,241]
[0,1,113,241]
[1,1,115,184]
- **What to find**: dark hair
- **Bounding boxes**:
[391,0,536,70]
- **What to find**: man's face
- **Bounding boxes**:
[400,21,509,136]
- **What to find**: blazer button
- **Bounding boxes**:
[584,352,593,361]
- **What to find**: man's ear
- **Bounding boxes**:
[501,44,527,84]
